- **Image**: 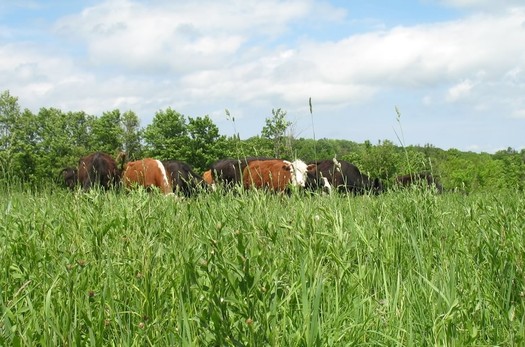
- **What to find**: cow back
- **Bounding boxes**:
[77,152,119,190]
[243,160,293,192]
[123,158,172,194]
[211,157,274,187]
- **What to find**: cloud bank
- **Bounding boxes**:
[1,0,524,152]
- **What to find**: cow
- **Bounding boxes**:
[210,157,274,188]
[242,159,314,192]
[61,167,78,190]
[77,152,121,191]
[395,172,443,193]
[162,160,205,196]
[307,158,383,195]
[122,158,172,194]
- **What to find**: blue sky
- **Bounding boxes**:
[1,0,524,153]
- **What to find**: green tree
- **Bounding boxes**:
[261,108,292,158]
[34,107,78,180]
[239,136,273,158]
[142,108,188,159]
[187,115,228,172]
[90,109,124,154]
[0,91,39,183]
[121,110,142,160]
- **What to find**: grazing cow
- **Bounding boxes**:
[61,167,78,190]
[122,158,172,194]
[210,157,274,188]
[162,160,205,196]
[242,159,314,192]
[395,172,443,193]
[307,158,383,195]
[77,152,120,191]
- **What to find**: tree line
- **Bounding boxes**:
[1,90,524,193]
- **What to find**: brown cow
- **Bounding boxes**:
[122,158,172,194]
[210,157,274,189]
[242,159,314,192]
[77,152,120,191]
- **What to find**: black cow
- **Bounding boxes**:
[395,172,443,193]
[210,157,274,188]
[307,159,383,195]
[77,152,120,191]
[162,160,205,196]
[61,167,78,190]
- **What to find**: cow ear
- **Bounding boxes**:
[282,163,292,171]
[307,164,316,172]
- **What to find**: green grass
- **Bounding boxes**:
[1,186,525,346]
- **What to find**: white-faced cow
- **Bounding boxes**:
[242,159,314,192]
[162,160,205,196]
[395,172,443,193]
[77,152,120,191]
[307,158,383,195]
[210,157,274,189]
[122,158,172,194]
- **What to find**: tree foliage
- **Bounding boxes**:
[261,108,292,158]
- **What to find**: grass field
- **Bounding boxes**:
[1,185,524,346]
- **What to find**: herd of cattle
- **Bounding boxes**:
[61,152,443,196]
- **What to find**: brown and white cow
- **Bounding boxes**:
[210,157,274,189]
[122,158,172,194]
[77,152,121,191]
[242,159,314,192]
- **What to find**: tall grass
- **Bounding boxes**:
[1,186,524,345]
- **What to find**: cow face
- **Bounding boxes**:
[288,160,311,187]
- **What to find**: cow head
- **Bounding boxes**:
[61,167,78,190]
[287,160,312,187]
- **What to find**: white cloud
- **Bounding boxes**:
[436,0,525,11]
[2,1,525,151]
[512,109,525,119]
[446,79,474,102]
[53,0,321,72]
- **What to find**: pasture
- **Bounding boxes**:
[1,185,524,346]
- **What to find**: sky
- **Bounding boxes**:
[1,0,524,153]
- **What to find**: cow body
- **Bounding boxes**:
[395,172,443,193]
[77,152,120,190]
[162,160,204,196]
[307,159,383,194]
[122,158,172,194]
[210,157,274,188]
[243,159,314,192]
[202,170,214,185]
